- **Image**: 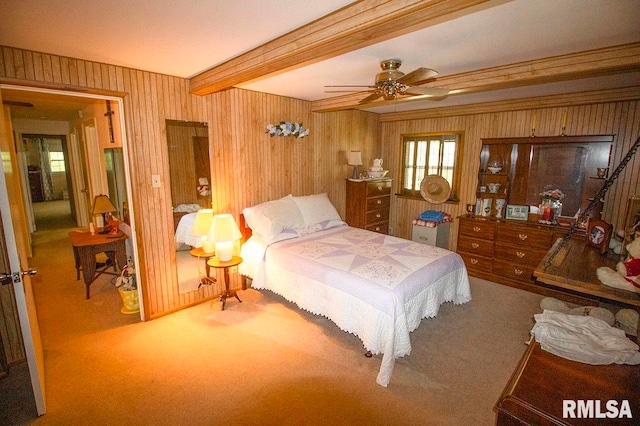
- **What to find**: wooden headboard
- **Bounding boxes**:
[239,213,252,243]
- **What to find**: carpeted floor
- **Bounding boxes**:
[1,200,545,425]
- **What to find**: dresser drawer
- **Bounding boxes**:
[497,224,553,249]
[366,222,389,234]
[493,260,536,283]
[365,207,389,224]
[457,235,494,256]
[366,179,392,196]
[494,242,548,267]
[459,252,493,273]
[366,195,390,211]
[459,219,496,240]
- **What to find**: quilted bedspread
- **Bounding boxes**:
[242,222,471,386]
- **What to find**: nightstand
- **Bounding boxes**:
[207,256,243,310]
[189,247,216,286]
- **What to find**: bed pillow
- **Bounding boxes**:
[242,195,304,239]
[293,193,342,226]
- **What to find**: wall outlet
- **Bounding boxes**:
[151,175,161,188]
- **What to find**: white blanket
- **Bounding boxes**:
[240,222,471,386]
[174,212,201,247]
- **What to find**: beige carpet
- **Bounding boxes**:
[3,201,545,425]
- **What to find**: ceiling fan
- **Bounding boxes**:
[325,59,450,104]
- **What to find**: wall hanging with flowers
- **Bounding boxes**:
[266,121,310,139]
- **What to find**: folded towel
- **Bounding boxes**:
[418,210,446,222]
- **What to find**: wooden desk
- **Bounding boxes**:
[69,230,127,299]
[534,237,640,309]
[495,340,639,425]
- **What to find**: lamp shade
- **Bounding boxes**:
[208,214,242,261]
[191,209,213,236]
[92,194,117,215]
[348,150,363,166]
[208,214,242,242]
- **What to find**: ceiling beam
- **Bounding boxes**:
[189,0,494,95]
[378,86,640,121]
[311,42,640,112]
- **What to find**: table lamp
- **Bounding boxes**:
[208,214,242,262]
[92,194,117,231]
[191,209,214,253]
[348,150,362,179]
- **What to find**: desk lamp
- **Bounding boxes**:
[92,194,117,232]
[208,214,242,262]
[348,150,362,179]
[191,209,214,253]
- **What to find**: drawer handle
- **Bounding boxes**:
[375,226,381,231]
[419,236,429,241]
[514,268,523,276]
[376,213,381,218]
[471,242,479,249]
[473,226,481,233]
[470,258,478,265]
[376,199,382,205]
[516,251,525,258]
[518,234,528,240]
[377,185,383,191]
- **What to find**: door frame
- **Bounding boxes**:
[0,83,143,318]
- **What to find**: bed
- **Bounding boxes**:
[238,193,471,387]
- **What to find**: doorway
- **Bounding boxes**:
[0,85,141,419]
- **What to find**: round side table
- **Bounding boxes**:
[207,256,243,310]
[189,248,216,287]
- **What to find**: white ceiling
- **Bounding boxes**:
[1,0,639,117]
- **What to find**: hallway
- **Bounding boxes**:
[1,200,139,424]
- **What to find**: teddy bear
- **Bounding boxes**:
[596,237,640,294]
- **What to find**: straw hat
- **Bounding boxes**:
[420,175,451,204]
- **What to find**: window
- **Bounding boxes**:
[399,132,462,201]
[49,151,65,172]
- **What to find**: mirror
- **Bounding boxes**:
[165,120,211,294]
[480,135,613,219]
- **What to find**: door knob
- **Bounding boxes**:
[0,272,11,286]
[0,269,37,286]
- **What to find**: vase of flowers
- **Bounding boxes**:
[115,262,139,314]
[539,189,565,224]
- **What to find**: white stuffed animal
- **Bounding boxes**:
[596,238,640,294]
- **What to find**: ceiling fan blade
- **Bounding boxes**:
[2,100,34,107]
[396,68,438,85]
[402,86,450,97]
[359,92,384,104]
[324,89,373,93]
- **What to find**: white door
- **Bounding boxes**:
[0,101,46,415]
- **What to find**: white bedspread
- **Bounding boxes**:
[174,212,201,247]
[240,222,471,386]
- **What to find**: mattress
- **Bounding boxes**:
[239,221,471,386]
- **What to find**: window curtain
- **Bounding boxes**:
[37,138,55,201]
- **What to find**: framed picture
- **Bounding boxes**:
[586,219,613,254]
[505,205,529,221]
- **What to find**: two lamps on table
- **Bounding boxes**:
[191,210,242,261]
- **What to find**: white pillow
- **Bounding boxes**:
[242,195,304,239]
[293,193,342,226]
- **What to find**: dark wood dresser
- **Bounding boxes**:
[456,215,602,305]
[496,340,640,425]
[345,178,392,234]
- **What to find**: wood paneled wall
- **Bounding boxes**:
[380,103,640,248]
[1,45,638,320]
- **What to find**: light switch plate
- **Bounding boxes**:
[151,175,161,188]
